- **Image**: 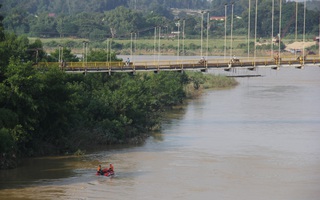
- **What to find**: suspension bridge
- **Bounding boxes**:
[36,55,320,74]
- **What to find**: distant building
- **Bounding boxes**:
[210,16,226,21]
[171,31,181,35]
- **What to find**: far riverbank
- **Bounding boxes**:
[30,37,319,58]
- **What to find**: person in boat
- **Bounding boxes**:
[108,163,114,173]
[97,165,104,175]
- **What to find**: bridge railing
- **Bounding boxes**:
[36,55,320,71]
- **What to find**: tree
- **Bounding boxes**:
[0,33,30,76]
[73,12,106,38]
[56,15,79,37]
[50,47,79,62]
[0,4,5,41]
[149,3,174,20]
[29,13,58,37]
[104,6,145,37]
[2,59,42,153]
[184,16,199,36]
[26,39,46,64]
[34,67,76,150]
[87,49,122,62]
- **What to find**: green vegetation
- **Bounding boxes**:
[28,35,296,57]
[1,0,319,40]
[184,72,238,98]
[0,8,237,169]
[2,0,319,56]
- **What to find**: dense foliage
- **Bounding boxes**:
[1,0,319,40]
[0,7,186,168]
[0,42,188,170]
[0,57,188,169]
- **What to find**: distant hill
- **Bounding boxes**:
[0,0,318,39]
[0,0,211,15]
[288,0,320,11]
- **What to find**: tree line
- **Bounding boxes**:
[1,0,319,41]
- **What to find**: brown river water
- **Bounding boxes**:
[1,60,320,200]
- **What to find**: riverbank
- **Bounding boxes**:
[30,37,319,58]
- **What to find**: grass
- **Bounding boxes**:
[202,74,239,89]
[184,72,238,99]
[29,34,319,56]
[29,35,253,49]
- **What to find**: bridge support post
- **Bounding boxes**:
[83,68,87,75]
[129,71,136,76]
[224,63,232,71]
[271,63,280,70]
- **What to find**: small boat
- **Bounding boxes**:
[96,168,115,177]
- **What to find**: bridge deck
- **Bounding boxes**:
[36,56,320,73]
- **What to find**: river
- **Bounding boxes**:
[1,62,320,200]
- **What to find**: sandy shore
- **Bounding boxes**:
[285,41,316,51]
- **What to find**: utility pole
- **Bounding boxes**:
[230,2,234,59]
[206,13,210,59]
[201,11,204,58]
[224,4,227,60]
[182,19,185,56]
[176,19,181,63]
[248,0,251,59]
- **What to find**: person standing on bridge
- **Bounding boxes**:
[199,57,206,64]
[126,58,130,66]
